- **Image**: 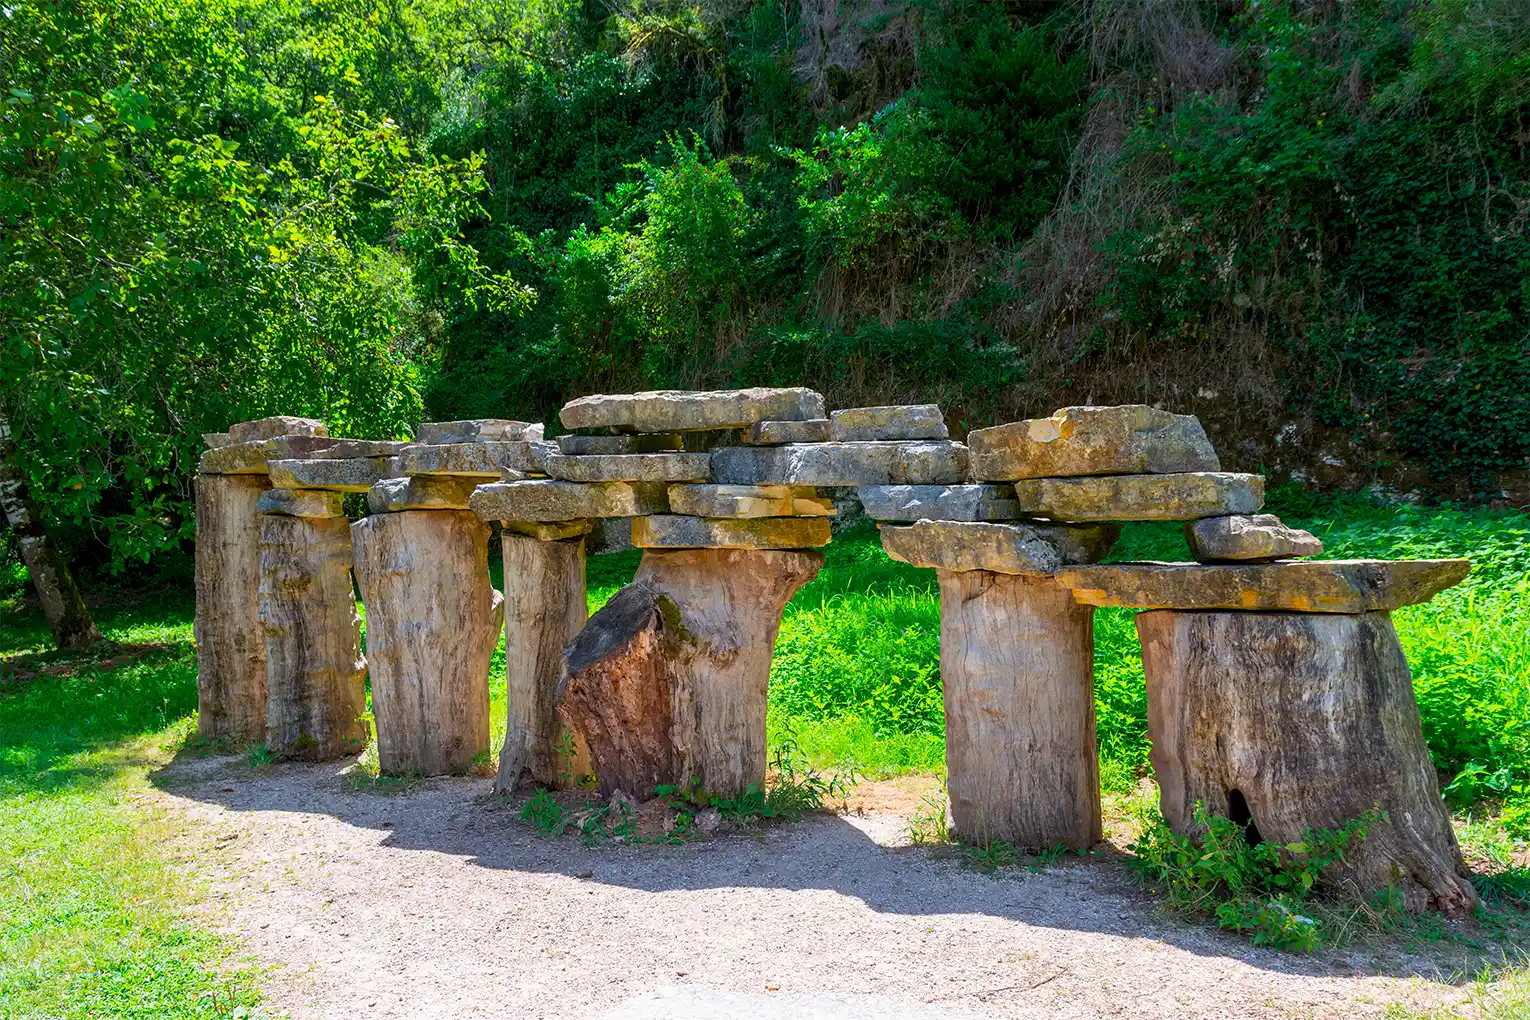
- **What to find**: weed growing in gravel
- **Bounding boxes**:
[907,788,953,845]
[962,838,1018,873]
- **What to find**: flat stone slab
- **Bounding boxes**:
[880,520,1120,575]
[505,519,593,541]
[470,480,669,521]
[1188,514,1323,562]
[301,439,413,459]
[396,442,537,478]
[268,458,397,492]
[198,435,339,474]
[968,405,1220,480]
[1012,472,1263,522]
[367,476,480,513]
[745,419,831,445]
[667,484,832,518]
[1054,559,1470,612]
[227,416,328,443]
[560,388,825,432]
[857,484,1021,522]
[202,432,233,449]
[830,405,947,442]
[557,434,684,455]
[632,515,831,549]
[416,419,544,444]
[545,452,712,483]
[710,442,968,487]
[256,488,345,518]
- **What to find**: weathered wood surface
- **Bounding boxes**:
[497,533,588,793]
[352,511,503,775]
[1138,609,1476,915]
[259,514,368,760]
[559,549,822,799]
[937,570,1100,850]
[195,474,271,743]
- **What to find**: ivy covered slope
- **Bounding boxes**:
[4,0,1529,572]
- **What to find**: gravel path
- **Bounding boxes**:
[154,756,1472,1020]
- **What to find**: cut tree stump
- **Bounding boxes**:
[497,533,588,792]
[937,570,1100,850]
[259,514,368,760]
[559,549,822,799]
[1137,609,1476,915]
[352,511,504,776]
[195,474,271,743]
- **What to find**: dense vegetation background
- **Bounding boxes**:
[3,0,1528,574]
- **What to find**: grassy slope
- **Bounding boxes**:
[2,499,1526,1011]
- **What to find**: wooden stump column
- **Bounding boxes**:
[937,570,1101,850]
[560,548,822,799]
[259,514,368,759]
[497,533,588,792]
[352,511,504,776]
[1138,609,1476,914]
[195,474,271,743]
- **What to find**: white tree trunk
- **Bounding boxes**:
[352,511,503,776]
[937,569,1101,850]
[195,474,270,743]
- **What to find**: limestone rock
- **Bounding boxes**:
[203,432,233,449]
[416,419,544,444]
[268,457,397,492]
[880,520,1120,575]
[367,475,479,513]
[505,519,593,541]
[560,388,826,433]
[857,484,1021,522]
[710,441,968,487]
[830,405,947,442]
[256,488,345,518]
[1054,559,1471,612]
[745,420,831,445]
[304,439,413,459]
[968,405,1220,480]
[198,435,337,474]
[228,416,328,443]
[586,516,634,553]
[1012,472,1263,522]
[545,452,712,483]
[667,484,794,518]
[633,515,832,549]
[1188,514,1323,562]
[791,492,835,516]
[396,442,537,478]
[557,434,684,455]
[470,480,669,521]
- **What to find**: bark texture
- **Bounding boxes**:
[559,549,822,799]
[497,533,588,793]
[259,514,368,760]
[1137,609,1476,915]
[0,420,102,650]
[194,473,271,742]
[352,511,504,776]
[937,570,1101,850]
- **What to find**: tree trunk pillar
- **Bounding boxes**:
[259,513,367,759]
[937,569,1101,850]
[194,474,271,743]
[1138,609,1476,915]
[497,533,588,793]
[352,511,503,776]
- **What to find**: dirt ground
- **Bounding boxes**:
[153,755,1492,1020]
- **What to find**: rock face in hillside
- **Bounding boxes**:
[1138,609,1476,915]
[880,520,1119,575]
[632,515,832,550]
[1054,559,1470,612]
[560,388,826,432]
[1187,513,1323,562]
[416,419,543,444]
[857,484,1021,522]
[544,452,713,483]
[829,405,948,442]
[710,441,968,487]
[968,405,1219,480]
[470,480,669,521]
[1011,472,1263,522]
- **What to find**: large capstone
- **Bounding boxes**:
[470,480,669,521]
[968,405,1220,480]
[396,442,538,478]
[710,441,968,487]
[267,457,398,492]
[1011,472,1263,522]
[416,419,544,444]
[198,435,339,475]
[744,419,831,445]
[559,388,825,432]
[632,515,832,550]
[544,452,712,483]
[829,405,948,442]
[857,484,1021,522]
[227,416,329,443]
[880,520,1119,575]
